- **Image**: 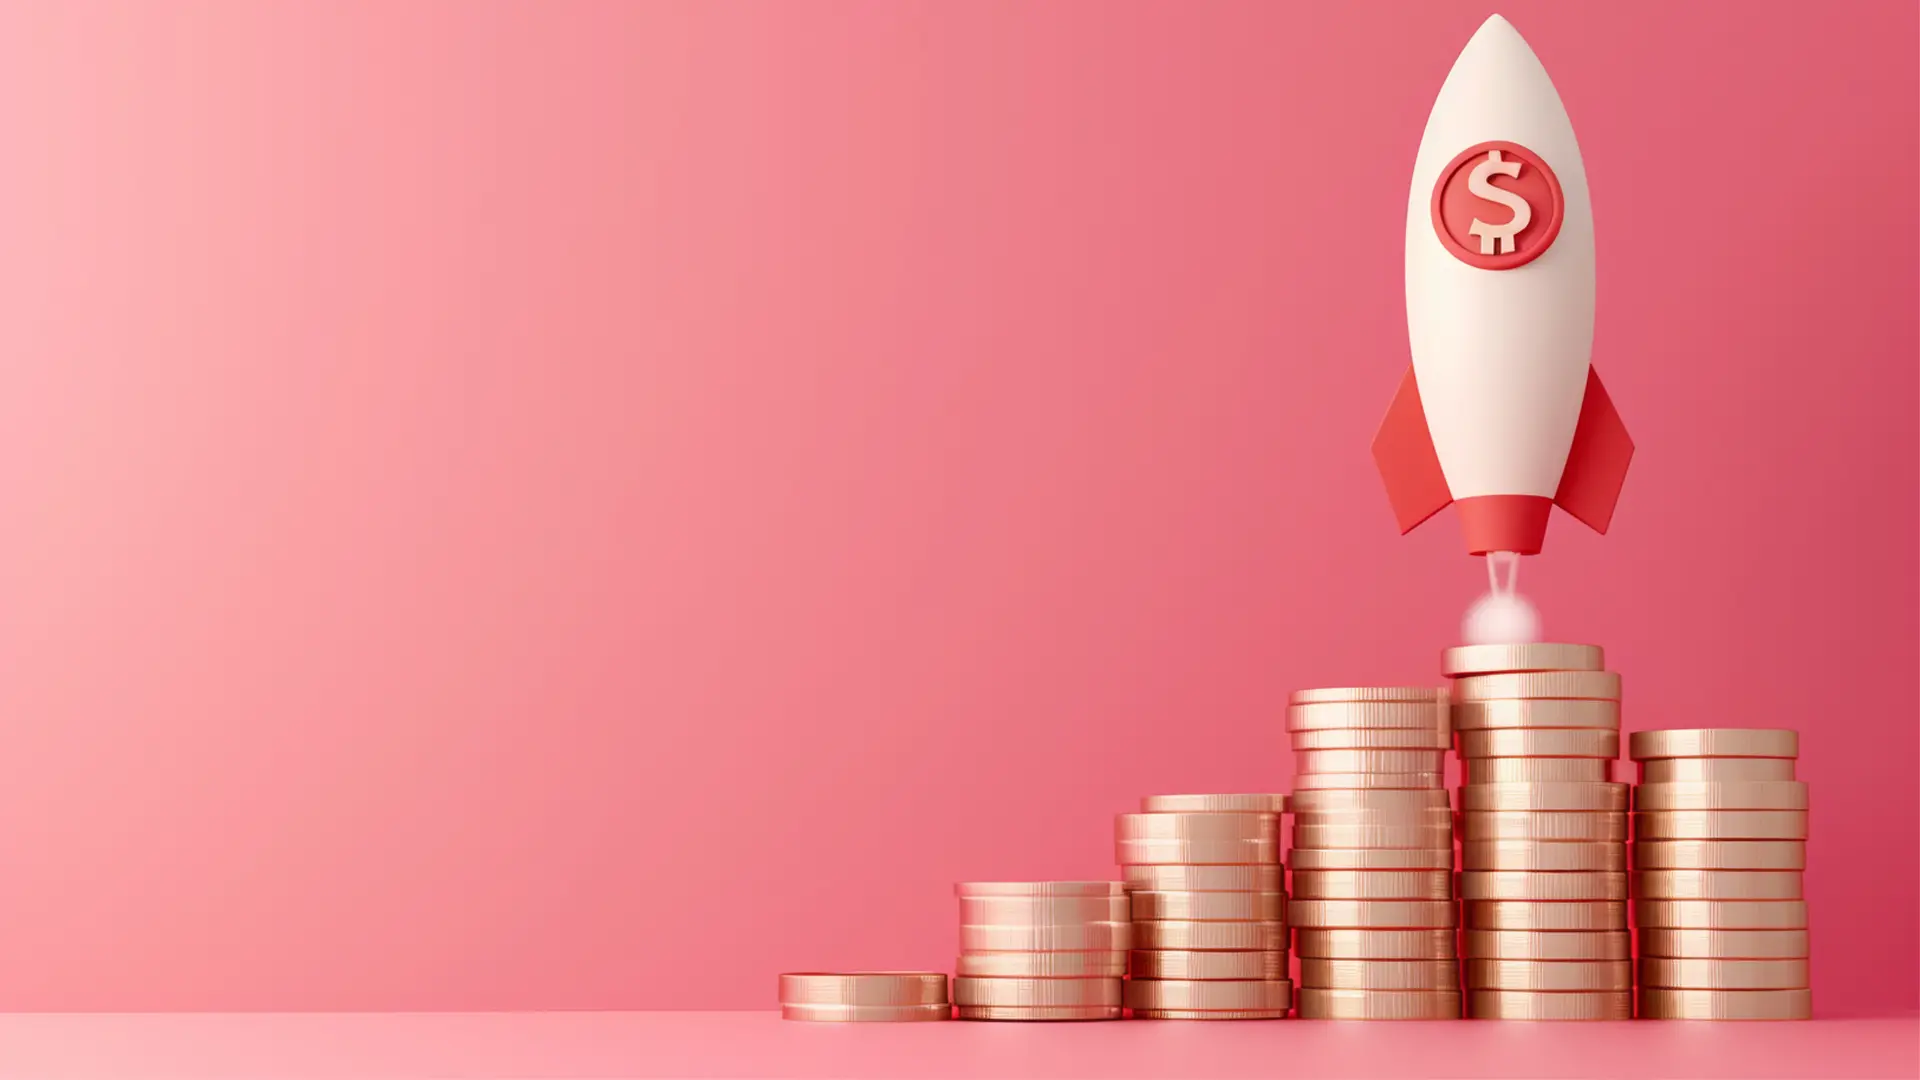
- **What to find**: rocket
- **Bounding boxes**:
[1373,14,1633,557]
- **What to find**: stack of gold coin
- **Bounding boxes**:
[952,882,1128,1020]
[1286,687,1461,1020]
[778,972,951,1022]
[1446,645,1633,1021]
[1629,728,1811,1021]
[1117,795,1292,1019]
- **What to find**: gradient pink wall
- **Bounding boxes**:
[0,0,1911,1013]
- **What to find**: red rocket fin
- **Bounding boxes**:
[1554,366,1634,533]
[1371,367,1453,533]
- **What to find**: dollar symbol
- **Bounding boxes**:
[1466,149,1532,256]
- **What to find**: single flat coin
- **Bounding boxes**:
[1289,687,1441,706]
[1124,864,1284,892]
[1637,988,1811,1021]
[1463,757,1613,784]
[1463,901,1628,931]
[1638,958,1810,990]
[1633,810,1808,841]
[1631,870,1804,901]
[1632,782,1808,812]
[1288,900,1457,929]
[1298,958,1460,991]
[1465,990,1632,1020]
[1442,643,1605,676]
[1462,840,1626,872]
[957,923,1131,951]
[1294,822,1454,849]
[1450,699,1620,731]
[957,895,1129,925]
[1116,812,1276,842]
[1293,788,1451,813]
[1458,782,1628,813]
[1296,749,1448,775]
[1451,671,1621,702]
[1130,1007,1290,1020]
[955,1005,1121,1021]
[951,976,1122,1008]
[1287,700,1450,732]
[1459,871,1628,902]
[1636,929,1809,960]
[1631,840,1806,871]
[779,972,949,1006]
[1293,928,1457,960]
[1128,949,1287,980]
[781,1003,951,1022]
[1289,847,1454,871]
[1460,810,1626,843]
[1462,930,1630,961]
[1641,759,1795,783]
[1124,979,1292,1011]
[1132,920,1287,951]
[955,882,1125,898]
[1130,890,1286,922]
[1116,838,1280,865]
[1292,726,1452,750]
[1296,988,1461,1020]
[955,951,1128,978]
[1290,869,1454,901]
[1464,958,1633,992]
[1631,900,1808,930]
[1293,807,1454,826]
[1140,794,1286,814]
[1628,729,1798,761]
[1457,728,1620,759]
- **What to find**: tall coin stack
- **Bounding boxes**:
[1629,728,1812,1021]
[953,882,1128,1021]
[1117,796,1293,1019]
[1445,644,1634,1021]
[1286,687,1461,1020]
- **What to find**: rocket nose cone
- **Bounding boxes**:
[1454,11,1544,72]
[1467,12,1531,52]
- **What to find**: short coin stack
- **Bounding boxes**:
[1286,687,1461,1020]
[1117,795,1293,1019]
[1445,644,1633,1021]
[1630,728,1812,1021]
[778,972,951,1022]
[953,882,1128,1020]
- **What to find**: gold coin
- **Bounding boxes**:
[1464,901,1628,931]
[955,952,1128,978]
[1289,847,1454,870]
[1441,642,1605,676]
[1641,758,1795,783]
[1638,958,1809,990]
[1292,771,1445,790]
[1128,949,1287,980]
[1115,838,1280,865]
[1130,1008,1291,1020]
[1463,758,1613,784]
[1637,988,1811,1021]
[778,972,950,1006]
[1290,869,1454,901]
[1633,810,1808,841]
[1631,900,1808,929]
[1298,959,1460,990]
[781,1003,951,1022]
[1294,822,1454,849]
[1462,930,1630,961]
[1632,782,1808,812]
[951,976,1123,1007]
[1464,958,1633,992]
[1124,978,1292,1011]
[1131,891,1286,922]
[1296,988,1461,1019]
[1628,728,1798,761]
[955,882,1125,898]
[1293,807,1454,827]
[1116,812,1276,842]
[1636,929,1809,959]
[1297,749,1449,775]
[1457,728,1620,759]
[1459,871,1628,902]
[957,923,1132,951]
[1292,788,1451,813]
[1460,810,1626,842]
[1450,699,1621,731]
[1287,700,1450,732]
[1288,899,1457,929]
[1465,990,1632,1020]
[1458,782,1628,812]
[1289,686,1440,706]
[1462,840,1626,872]
[957,895,1130,925]
[955,1005,1122,1021]
[1132,920,1287,951]
[1292,726,1452,750]
[1124,864,1284,892]
[1140,794,1286,814]
[1632,870,1803,901]
[1293,928,1457,960]
[1631,840,1806,871]
[1451,671,1621,702]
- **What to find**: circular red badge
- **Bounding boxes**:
[1429,140,1564,271]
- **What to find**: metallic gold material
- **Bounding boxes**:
[955,882,1124,898]
[955,952,1128,978]
[1115,837,1280,865]
[1463,901,1628,931]
[1298,958,1460,990]
[1289,686,1441,706]
[1450,699,1620,731]
[1130,1008,1290,1020]
[1295,749,1449,775]
[781,1003,951,1022]
[1293,928,1457,960]
[1458,782,1628,812]
[954,1005,1122,1021]
[1132,920,1287,951]
[1292,788,1451,813]
[1631,870,1803,901]
[1292,771,1446,790]
[1460,810,1626,842]
[1637,988,1811,1020]
[1632,781,1808,812]
[957,923,1132,952]
[1636,929,1809,960]
[1628,728,1799,760]
[1123,864,1283,892]
[778,972,949,1006]
[1140,793,1286,814]
[1116,812,1276,842]
[1450,671,1620,702]
[1296,988,1462,1019]
[1463,958,1632,992]
[957,896,1129,925]
[1128,949,1287,980]
[1287,700,1450,732]
[1462,840,1625,872]
[1289,869,1454,900]
[1293,822,1454,849]
[1123,978,1293,1011]
[1289,847,1454,870]
[1632,810,1808,841]
[1631,840,1806,871]
[1463,757,1613,783]
[1638,958,1810,990]
[1441,642,1605,676]
[1640,758,1795,783]
[1631,900,1809,930]
[1458,871,1628,902]
[1130,890,1286,922]
[1465,990,1632,1020]
[1288,900,1457,929]
[1291,726,1452,750]
[1457,728,1620,759]
[1461,930,1630,961]
[951,976,1123,1007]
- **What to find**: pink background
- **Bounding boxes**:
[0,0,1911,1014]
